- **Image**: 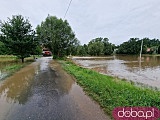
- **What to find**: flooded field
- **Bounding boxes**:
[73,55,160,89]
[0,56,18,80]
[0,62,18,80]
[0,56,34,80]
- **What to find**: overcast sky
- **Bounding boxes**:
[0,0,160,45]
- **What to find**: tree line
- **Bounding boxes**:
[76,38,115,56]
[73,37,160,56]
[117,38,160,55]
[0,15,160,62]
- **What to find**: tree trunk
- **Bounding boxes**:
[58,50,60,58]
[21,57,24,63]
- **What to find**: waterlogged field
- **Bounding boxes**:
[61,60,160,117]
[73,55,160,89]
[0,55,35,80]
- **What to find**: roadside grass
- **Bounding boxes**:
[61,60,160,117]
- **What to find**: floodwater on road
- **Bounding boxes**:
[0,57,110,120]
[73,55,160,89]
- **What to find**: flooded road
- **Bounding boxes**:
[0,57,110,120]
[73,55,160,89]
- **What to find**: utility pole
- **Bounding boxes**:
[140,39,143,59]
[139,39,143,72]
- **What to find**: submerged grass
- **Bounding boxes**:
[4,64,24,71]
[0,55,38,81]
[0,63,28,81]
[61,60,160,117]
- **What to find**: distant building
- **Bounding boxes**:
[147,48,151,52]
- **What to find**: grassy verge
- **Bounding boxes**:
[60,60,160,117]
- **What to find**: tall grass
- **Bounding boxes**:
[61,60,160,117]
[0,55,17,62]
[0,55,37,63]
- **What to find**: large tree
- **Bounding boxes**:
[36,15,79,58]
[0,41,10,55]
[76,45,87,56]
[0,15,38,62]
[88,38,104,56]
[87,37,113,56]
[117,38,142,54]
[158,46,160,54]
[102,37,114,55]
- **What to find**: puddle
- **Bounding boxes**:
[0,60,40,120]
[0,70,8,80]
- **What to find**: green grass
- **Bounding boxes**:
[61,60,160,117]
[4,64,24,71]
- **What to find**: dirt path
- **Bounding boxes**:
[0,57,110,120]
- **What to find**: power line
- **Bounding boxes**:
[63,0,73,19]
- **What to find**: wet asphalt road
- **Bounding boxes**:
[0,57,110,120]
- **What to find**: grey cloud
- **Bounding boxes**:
[0,0,160,45]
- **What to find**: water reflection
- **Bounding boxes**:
[0,63,38,104]
[0,57,76,120]
[49,60,74,94]
[0,70,7,80]
[0,61,39,120]
[73,55,160,89]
